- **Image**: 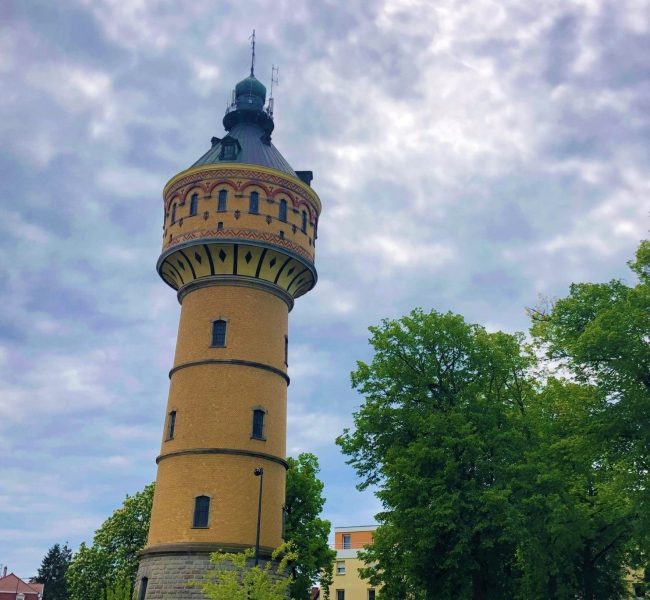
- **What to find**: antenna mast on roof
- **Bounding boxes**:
[268,64,279,117]
[249,29,256,76]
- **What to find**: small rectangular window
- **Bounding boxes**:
[279,199,287,222]
[138,577,148,600]
[336,590,345,600]
[167,410,176,440]
[212,320,227,347]
[342,534,351,549]
[336,561,346,575]
[368,591,376,600]
[193,496,210,528]
[252,409,265,440]
[284,335,288,366]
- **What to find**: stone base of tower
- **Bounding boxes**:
[136,546,280,599]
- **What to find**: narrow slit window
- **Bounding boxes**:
[301,211,307,233]
[368,591,376,600]
[138,577,148,600]
[284,335,288,366]
[212,320,227,347]
[279,199,287,222]
[189,193,199,216]
[171,203,177,224]
[193,495,210,528]
[252,409,265,439]
[167,410,176,440]
[218,190,228,212]
[249,191,259,214]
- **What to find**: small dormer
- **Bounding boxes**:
[219,136,241,161]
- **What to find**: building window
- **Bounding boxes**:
[284,335,288,366]
[218,189,228,212]
[167,410,176,440]
[279,199,287,222]
[171,203,177,224]
[336,561,346,575]
[249,191,259,214]
[252,409,265,440]
[301,211,307,233]
[342,534,351,549]
[189,193,199,216]
[193,495,210,528]
[138,577,148,600]
[282,505,287,539]
[368,591,376,600]
[211,320,227,347]
[336,590,345,600]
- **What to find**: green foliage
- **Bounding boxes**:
[285,453,336,600]
[531,239,650,554]
[66,483,154,600]
[34,543,72,600]
[198,544,297,600]
[338,309,533,599]
[338,241,649,600]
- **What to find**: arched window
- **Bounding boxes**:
[252,409,265,440]
[166,410,176,440]
[301,211,307,233]
[279,199,287,222]
[189,193,199,216]
[218,189,227,212]
[211,320,227,347]
[249,191,259,214]
[171,203,177,224]
[193,496,210,528]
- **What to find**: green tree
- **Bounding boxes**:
[530,240,649,554]
[66,483,154,600]
[198,544,296,600]
[34,543,72,600]
[337,309,534,600]
[515,379,632,599]
[285,453,336,599]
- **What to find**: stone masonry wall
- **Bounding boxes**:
[136,551,279,599]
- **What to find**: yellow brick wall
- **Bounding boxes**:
[147,283,289,550]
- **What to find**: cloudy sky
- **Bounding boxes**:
[1,0,649,578]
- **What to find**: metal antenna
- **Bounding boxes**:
[268,64,279,116]
[249,29,256,76]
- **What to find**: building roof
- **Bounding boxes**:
[0,573,43,595]
[189,70,297,178]
[191,122,296,177]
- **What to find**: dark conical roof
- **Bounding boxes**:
[190,123,296,177]
[189,70,296,176]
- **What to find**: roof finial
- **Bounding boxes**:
[249,29,256,76]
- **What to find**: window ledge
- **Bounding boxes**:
[250,435,267,442]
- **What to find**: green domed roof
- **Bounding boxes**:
[235,75,266,102]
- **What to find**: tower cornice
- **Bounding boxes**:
[163,163,322,216]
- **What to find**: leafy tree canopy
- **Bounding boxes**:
[66,483,154,600]
[338,240,649,600]
[285,453,336,599]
